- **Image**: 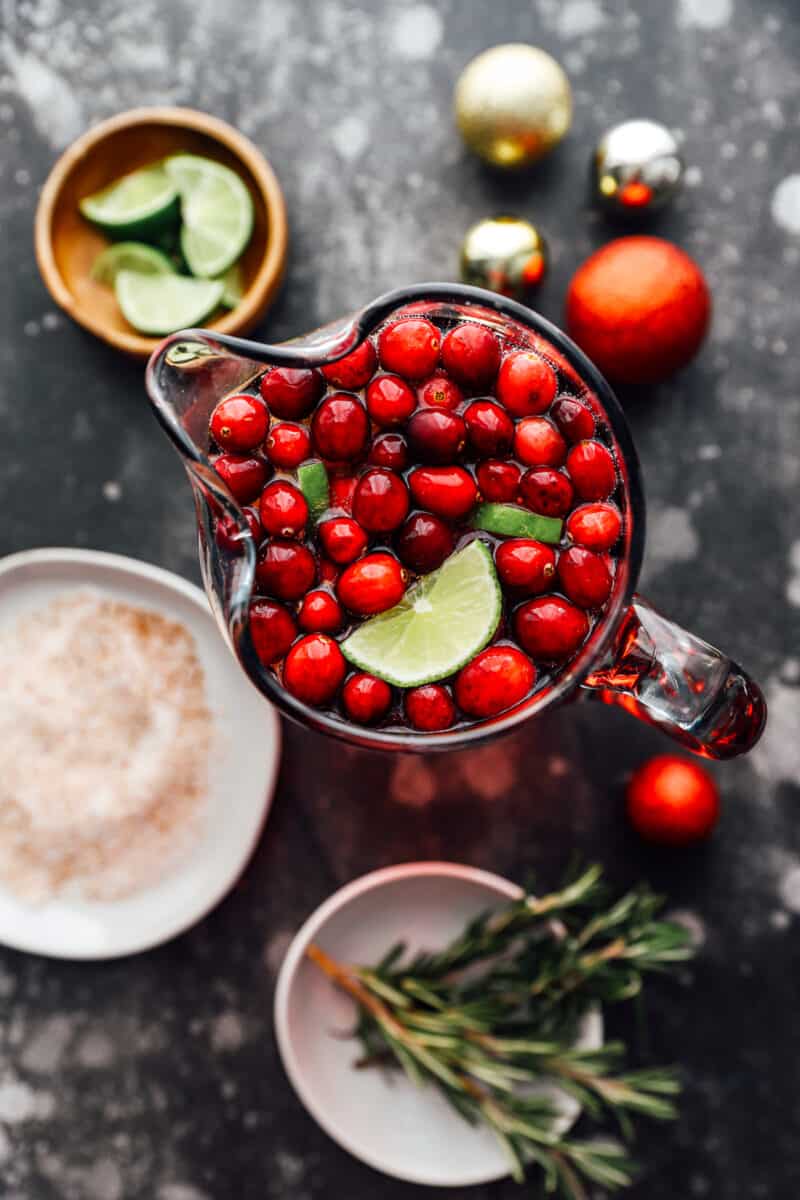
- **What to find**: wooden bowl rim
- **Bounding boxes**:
[34,106,288,358]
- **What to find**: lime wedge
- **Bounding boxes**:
[79,165,180,240]
[91,242,175,285]
[342,540,501,687]
[297,462,329,522]
[115,270,224,336]
[218,263,245,309]
[164,154,254,278]
[472,503,563,544]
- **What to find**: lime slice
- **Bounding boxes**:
[164,154,254,278]
[342,540,501,687]
[297,462,329,522]
[115,270,224,336]
[218,263,245,309]
[472,503,563,544]
[79,165,180,240]
[91,242,175,285]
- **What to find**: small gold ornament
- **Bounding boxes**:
[460,215,548,300]
[592,120,684,214]
[454,44,572,169]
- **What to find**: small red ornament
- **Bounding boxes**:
[626,755,720,845]
[565,236,711,386]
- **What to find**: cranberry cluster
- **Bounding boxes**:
[209,315,623,733]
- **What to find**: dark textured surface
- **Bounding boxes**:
[1,1,799,1197]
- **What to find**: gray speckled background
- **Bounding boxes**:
[2,0,800,1197]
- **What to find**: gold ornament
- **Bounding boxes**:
[454,44,572,169]
[460,215,548,300]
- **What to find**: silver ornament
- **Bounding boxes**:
[592,119,684,214]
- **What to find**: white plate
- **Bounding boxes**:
[275,862,602,1188]
[0,548,281,960]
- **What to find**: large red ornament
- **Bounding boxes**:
[626,755,720,845]
[565,237,710,385]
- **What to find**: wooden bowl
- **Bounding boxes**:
[35,107,288,358]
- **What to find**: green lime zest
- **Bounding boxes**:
[79,164,180,240]
[297,462,330,523]
[472,503,563,544]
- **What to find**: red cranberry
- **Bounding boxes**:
[318,516,368,564]
[566,503,622,551]
[514,596,589,661]
[265,422,311,469]
[283,634,346,705]
[408,466,478,521]
[342,673,393,724]
[260,367,324,419]
[495,540,556,594]
[366,374,417,426]
[496,352,558,417]
[255,540,316,600]
[213,454,268,504]
[258,480,308,538]
[298,589,344,633]
[369,431,408,471]
[418,374,464,410]
[464,400,514,457]
[318,557,339,584]
[557,546,613,609]
[210,394,269,452]
[476,460,521,503]
[216,506,261,552]
[454,645,535,718]
[352,468,410,532]
[249,599,297,665]
[514,417,567,468]
[378,319,441,380]
[441,324,501,390]
[321,340,377,390]
[566,441,617,500]
[404,684,456,731]
[519,468,574,517]
[338,553,406,615]
[311,393,369,461]
[551,396,595,442]
[406,408,466,464]
[329,474,357,513]
[395,512,455,574]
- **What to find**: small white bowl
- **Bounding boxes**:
[0,548,281,960]
[275,862,602,1188]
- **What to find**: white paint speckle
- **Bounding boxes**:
[14,167,30,186]
[42,311,60,330]
[779,862,800,914]
[209,1011,244,1053]
[102,481,122,502]
[274,1149,306,1186]
[762,99,785,128]
[2,42,83,149]
[770,909,791,931]
[23,321,39,337]
[0,1125,10,1165]
[81,1157,123,1200]
[697,444,721,461]
[20,1016,73,1074]
[554,0,606,37]
[677,0,733,29]
[685,165,703,188]
[330,114,369,162]
[643,506,700,576]
[782,658,800,684]
[264,930,293,976]
[751,677,800,786]
[0,1073,52,1123]
[787,541,800,608]
[387,5,443,60]
[771,175,800,235]
[157,1184,211,1200]
[76,1030,115,1069]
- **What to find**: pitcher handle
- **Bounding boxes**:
[581,596,766,759]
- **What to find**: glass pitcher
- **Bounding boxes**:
[145,283,766,758]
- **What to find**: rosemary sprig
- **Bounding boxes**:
[307,864,692,1198]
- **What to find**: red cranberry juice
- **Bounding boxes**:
[209,312,626,733]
